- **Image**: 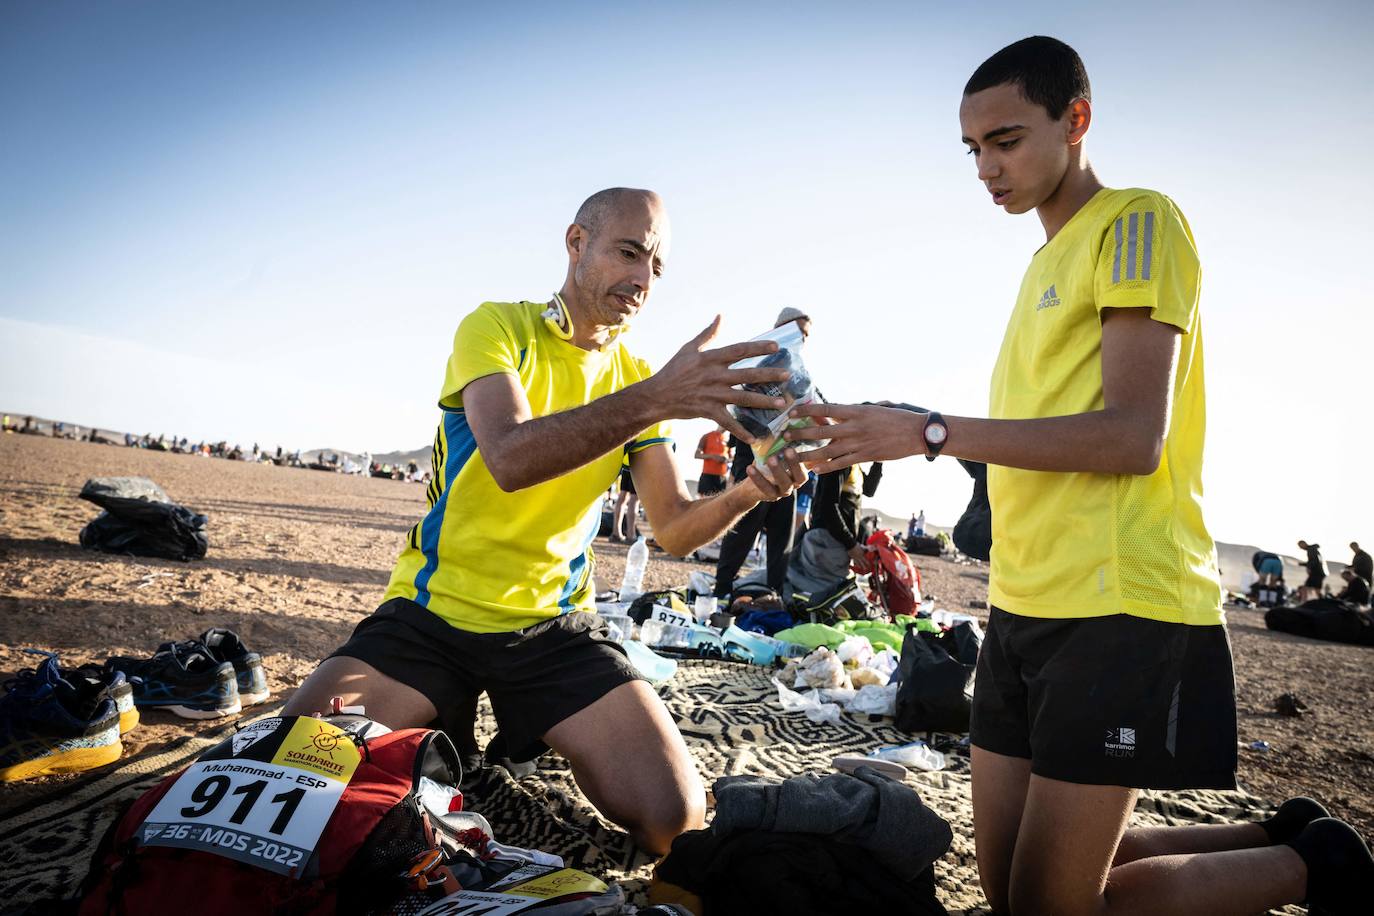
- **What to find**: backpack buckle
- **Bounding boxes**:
[404,849,458,893]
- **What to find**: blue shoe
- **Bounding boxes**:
[107,642,241,719]
[1,653,121,782]
[6,649,139,735]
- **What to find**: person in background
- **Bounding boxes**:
[915,508,926,537]
[1336,568,1370,606]
[611,460,640,542]
[1350,541,1372,587]
[794,469,817,537]
[694,425,731,497]
[1298,540,1328,602]
[1252,550,1285,588]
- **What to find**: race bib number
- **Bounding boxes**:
[414,867,608,916]
[140,718,361,876]
[651,605,693,628]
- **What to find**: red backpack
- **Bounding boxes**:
[864,529,922,619]
[79,715,465,916]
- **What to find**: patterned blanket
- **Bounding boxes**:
[0,660,1295,914]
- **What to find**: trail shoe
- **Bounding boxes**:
[195,628,269,705]
[1287,816,1374,915]
[1260,796,1331,844]
[1,654,121,782]
[107,642,241,719]
[8,649,139,735]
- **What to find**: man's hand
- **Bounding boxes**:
[740,447,809,502]
[784,403,925,475]
[643,316,792,442]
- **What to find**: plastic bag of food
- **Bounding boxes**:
[728,320,828,466]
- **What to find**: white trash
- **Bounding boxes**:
[773,678,842,725]
[846,683,899,717]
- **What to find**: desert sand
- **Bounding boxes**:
[1,432,1370,908]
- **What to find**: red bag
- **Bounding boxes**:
[864,529,922,619]
[79,715,463,916]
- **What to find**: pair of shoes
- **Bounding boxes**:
[107,627,270,720]
[1,652,122,781]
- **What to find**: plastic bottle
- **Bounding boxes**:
[619,536,649,603]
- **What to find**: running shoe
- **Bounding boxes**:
[1,653,121,782]
[5,650,139,735]
[195,628,270,706]
[156,628,269,706]
[107,642,241,719]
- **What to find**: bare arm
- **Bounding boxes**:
[463,317,791,492]
[629,442,808,557]
[788,309,1181,475]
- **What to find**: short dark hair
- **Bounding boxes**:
[573,187,655,240]
[964,36,1091,120]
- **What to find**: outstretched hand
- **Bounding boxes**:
[648,316,793,443]
[785,402,926,474]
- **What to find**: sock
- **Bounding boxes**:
[1261,796,1330,844]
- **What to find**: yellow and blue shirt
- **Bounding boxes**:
[383,301,671,633]
[987,188,1223,626]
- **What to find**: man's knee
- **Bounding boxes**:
[628,784,706,855]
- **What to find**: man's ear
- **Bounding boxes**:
[566,223,586,258]
[1067,98,1092,146]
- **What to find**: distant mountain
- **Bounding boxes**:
[373,445,430,467]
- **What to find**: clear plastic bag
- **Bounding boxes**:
[728,321,829,466]
[773,678,843,725]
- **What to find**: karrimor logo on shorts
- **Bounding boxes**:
[1105,727,1136,758]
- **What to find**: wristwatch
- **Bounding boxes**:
[921,411,948,462]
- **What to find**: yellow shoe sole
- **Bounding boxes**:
[0,739,122,782]
[119,707,140,734]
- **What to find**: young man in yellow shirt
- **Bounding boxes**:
[286,188,807,855]
[789,36,1370,916]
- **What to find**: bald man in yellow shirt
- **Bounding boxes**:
[286,188,807,855]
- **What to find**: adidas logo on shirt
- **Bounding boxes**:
[1036,285,1061,310]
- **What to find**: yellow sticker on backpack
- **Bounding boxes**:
[269,718,361,783]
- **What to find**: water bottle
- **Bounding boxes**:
[620,536,649,603]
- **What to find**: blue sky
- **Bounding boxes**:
[2,0,1371,557]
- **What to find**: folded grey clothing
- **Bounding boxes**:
[711,765,952,879]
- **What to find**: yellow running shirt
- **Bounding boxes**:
[383,300,671,633]
[987,188,1223,626]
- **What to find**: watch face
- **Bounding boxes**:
[926,423,947,445]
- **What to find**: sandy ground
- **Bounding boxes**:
[2,432,1372,841]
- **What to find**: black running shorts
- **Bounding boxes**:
[970,606,1237,789]
[331,598,643,763]
[619,467,636,495]
[696,472,726,496]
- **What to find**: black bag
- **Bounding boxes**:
[894,622,981,733]
[952,460,991,561]
[906,535,943,557]
[78,477,208,561]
